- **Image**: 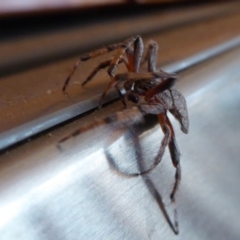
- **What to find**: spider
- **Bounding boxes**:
[60,35,189,206]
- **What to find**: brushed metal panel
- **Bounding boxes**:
[0,45,239,239]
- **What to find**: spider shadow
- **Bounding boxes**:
[104,114,179,235]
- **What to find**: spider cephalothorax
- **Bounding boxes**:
[60,35,189,234]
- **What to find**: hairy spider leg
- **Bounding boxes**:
[114,71,176,84]
[81,57,129,107]
[82,59,112,86]
[81,57,130,87]
[81,58,128,107]
[115,76,177,176]
[81,46,138,108]
[145,78,181,203]
[62,41,123,93]
[168,87,189,134]
[140,39,159,72]
[107,35,144,76]
[81,45,139,88]
[145,76,177,102]
[130,121,171,177]
[98,36,144,108]
[158,113,180,228]
[156,112,181,235]
[147,40,159,72]
[82,39,160,93]
[159,113,181,203]
[62,35,144,95]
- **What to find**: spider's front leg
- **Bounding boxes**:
[101,37,159,108]
[98,36,144,108]
[107,35,144,77]
[141,39,159,72]
[80,58,128,108]
[62,41,123,93]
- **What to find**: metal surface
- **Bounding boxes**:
[0,45,240,239]
[1,35,240,151]
[1,8,240,150]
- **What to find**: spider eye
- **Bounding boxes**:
[127,93,139,103]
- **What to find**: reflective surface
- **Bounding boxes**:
[1,35,240,151]
[1,7,240,150]
[0,46,240,239]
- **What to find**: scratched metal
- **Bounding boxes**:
[0,45,239,239]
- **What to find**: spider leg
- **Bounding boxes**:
[81,42,123,61]
[132,36,144,73]
[141,40,159,72]
[168,87,189,134]
[115,84,127,108]
[164,114,181,203]
[97,71,175,109]
[135,111,181,202]
[158,113,180,232]
[62,59,81,93]
[107,35,144,77]
[82,57,129,87]
[144,75,177,102]
[81,57,129,108]
[133,112,171,176]
[147,40,159,72]
[96,36,144,107]
[98,80,118,109]
[82,46,137,109]
[62,42,123,93]
[125,47,134,72]
[65,36,143,106]
[82,59,112,87]
[115,72,176,82]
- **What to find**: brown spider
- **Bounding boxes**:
[60,35,189,213]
